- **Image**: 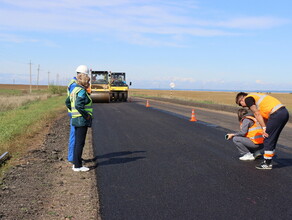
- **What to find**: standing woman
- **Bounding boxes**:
[66,73,92,172]
[66,65,89,163]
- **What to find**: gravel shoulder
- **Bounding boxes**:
[0,114,100,220]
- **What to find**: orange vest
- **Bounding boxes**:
[240,116,264,144]
[245,93,284,119]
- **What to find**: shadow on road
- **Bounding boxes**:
[97,156,146,166]
[273,158,292,168]
[85,151,146,169]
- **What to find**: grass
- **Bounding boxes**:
[0,94,51,112]
[0,85,67,112]
[0,85,68,178]
[0,95,66,177]
[130,89,292,112]
[0,89,23,95]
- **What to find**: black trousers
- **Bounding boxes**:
[265,107,289,152]
[73,126,88,168]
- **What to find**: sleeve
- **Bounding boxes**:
[65,96,71,111]
[234,119,254,136]
[69,83,76,93]
[245,97,256,108]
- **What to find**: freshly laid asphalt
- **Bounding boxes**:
[91,101,292,220]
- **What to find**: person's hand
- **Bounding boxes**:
[226,134,234,140]
[86,115,91,120]
[262,127,269,138]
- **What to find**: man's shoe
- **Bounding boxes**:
[253,151,262,159]
[256,160,272,170]
[72,166,90,172]
[239,153,255,161]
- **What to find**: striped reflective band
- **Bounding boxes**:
[270,104,284,115]
[264,151,275,159]
[72,105,92,111]
[249,135,264,140]
[248,126,262,132]
[250,93,267,110]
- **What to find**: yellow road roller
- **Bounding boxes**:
[110,72,130,102]
[90,70,111,103]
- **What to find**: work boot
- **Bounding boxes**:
[256,160,272,170]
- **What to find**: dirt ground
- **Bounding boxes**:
[0,115,100,220]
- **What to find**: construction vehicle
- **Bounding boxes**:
[110,72,130,102]
[90,70,111,103]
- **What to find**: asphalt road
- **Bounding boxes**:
[92,101,292,220]
[133,97,292,150]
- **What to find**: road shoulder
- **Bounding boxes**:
[0,115,100,220]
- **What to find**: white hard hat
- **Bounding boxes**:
[76,65,89,74]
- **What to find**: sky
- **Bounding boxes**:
[0,0,292,91]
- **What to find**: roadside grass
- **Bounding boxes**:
[0,94,51,112]
[130,89,292,112]
[0,95,67,177]
[0,86,66,112]
[0,89,23,95]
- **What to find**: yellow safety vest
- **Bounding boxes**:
[67,78,77,113]
[70,87,93,118]
[67,78,77,96]
[240,116,264,144]
[246,93,284,119]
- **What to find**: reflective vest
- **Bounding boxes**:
[246,93,284,119]
[67,78,77,113]
[70,87,93,118]
[67,78,77,96]
[240,116,264,144]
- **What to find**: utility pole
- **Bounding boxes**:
[56,73,59,86]
[28,60,33,93]
[48,71,50,88]
[37,64,40,90]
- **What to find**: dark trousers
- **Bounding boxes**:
[265,107,289,152]
[74,126,88,168]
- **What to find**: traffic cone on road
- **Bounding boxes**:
[190,109,197,122]
[146,100,150,107]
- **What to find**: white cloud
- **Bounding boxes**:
[255,79,267,85]
[0,33,38,43]
[216,17,289,29]
[0,0,289,47]
[150,76,196,83]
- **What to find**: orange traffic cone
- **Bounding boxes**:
[190,109,197,122]
[146,100,150,107]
